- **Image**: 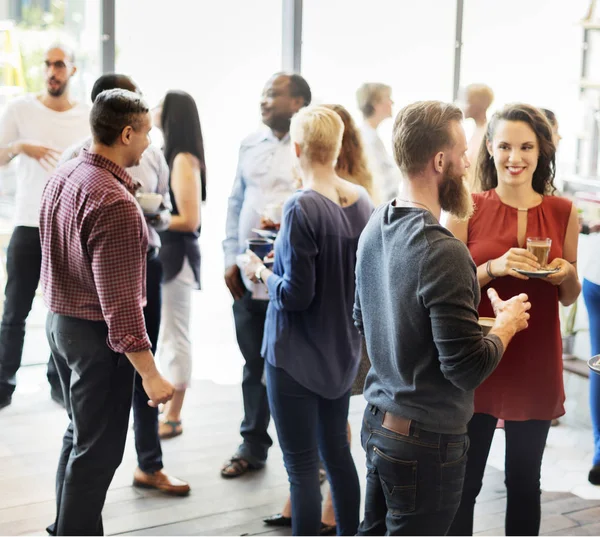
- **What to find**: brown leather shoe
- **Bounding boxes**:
[133,467,191,496]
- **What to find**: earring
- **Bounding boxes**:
[489,154,493,160]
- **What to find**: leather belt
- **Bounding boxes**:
[382,412,412,437]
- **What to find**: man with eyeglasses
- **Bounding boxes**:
[0,44,90,410]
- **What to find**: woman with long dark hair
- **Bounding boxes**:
[446,104,581,536]
[152,90,205,439]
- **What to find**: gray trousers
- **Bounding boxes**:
[46,312,134,536]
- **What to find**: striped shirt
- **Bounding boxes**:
[39,149,151,353]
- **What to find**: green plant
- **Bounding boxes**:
[560,302,579,337]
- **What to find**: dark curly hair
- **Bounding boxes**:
[477,103,556,195]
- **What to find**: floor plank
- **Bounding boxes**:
[2,369,600,536]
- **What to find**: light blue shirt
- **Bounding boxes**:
[223,129,297,289]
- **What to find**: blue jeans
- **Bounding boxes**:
[266,361,360,536]
[584,279,600,465]
[358,405,468,536]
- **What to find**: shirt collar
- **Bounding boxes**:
[80,148,140,195]
[262,129,290,144]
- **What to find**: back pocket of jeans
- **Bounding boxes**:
[372,445,417,515]
[439,450,468,511]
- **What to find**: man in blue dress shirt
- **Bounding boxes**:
[221,72,311,477]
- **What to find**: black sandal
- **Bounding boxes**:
[220,456,253,478]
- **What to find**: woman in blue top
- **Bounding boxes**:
[244,105,374,536]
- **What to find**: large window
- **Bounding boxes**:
[115,0,283,384]
[460,0,590,175]
[302,0,457,149]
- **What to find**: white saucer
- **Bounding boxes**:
[513,268,559,278]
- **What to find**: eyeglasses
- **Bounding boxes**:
[44,60,67,70]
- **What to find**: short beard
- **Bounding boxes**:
[47,80,67,97]
[264,115,291,134]
[439,163,474,221]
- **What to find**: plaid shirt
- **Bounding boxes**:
[40,149,151,354]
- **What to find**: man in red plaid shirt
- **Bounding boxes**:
[39,88,174,536]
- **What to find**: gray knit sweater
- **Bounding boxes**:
[354,203,504,434]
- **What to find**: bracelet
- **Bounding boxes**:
[486,260,496,279]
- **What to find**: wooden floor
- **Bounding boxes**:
[1,367,600,536]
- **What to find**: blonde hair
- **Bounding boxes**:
[356,82,391,119]
[323,104,378,202]
[290,105,344,165]
[466,83,494,110]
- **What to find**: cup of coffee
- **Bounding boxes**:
[136,192,163,214]
[526,237,552,268]
[246,238,274,260]
[478,317,495,336]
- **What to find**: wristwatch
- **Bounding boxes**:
[255,264,267,282]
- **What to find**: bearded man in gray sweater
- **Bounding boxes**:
[354,100,531,536]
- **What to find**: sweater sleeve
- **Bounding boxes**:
[419,237,503,391]
[266,199,318,312]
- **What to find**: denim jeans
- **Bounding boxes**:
[266,361,360,536]
[132,251,163,473]
[232,291,272,465]
[584,279,600,465]
[448,413,551,536]
[358,405,468,536]
[46,313,134,536]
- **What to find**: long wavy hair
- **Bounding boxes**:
[323,104,377,202]
[161,90,207,201]
[477,103,556,195]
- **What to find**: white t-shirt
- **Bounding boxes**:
[360,122,401,202]
[0,94,90,227]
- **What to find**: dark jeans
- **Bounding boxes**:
[358,405,469,536]
[266,361,360,536]
[448,413,551,536]
[46,313,134,535]
[133,251,163,473]
[0,226,60,399]
[584,279,600,465]
[231,291,271,465]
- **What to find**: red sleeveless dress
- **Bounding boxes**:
[468,190,572,421]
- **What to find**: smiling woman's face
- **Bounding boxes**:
[487,120,540,188]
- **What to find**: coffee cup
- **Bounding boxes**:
[526,237,552,268]
[246,238,274,260]
[136,192,163,214]
[478,317,495,336]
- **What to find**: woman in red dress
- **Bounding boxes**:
[446,104,581,536]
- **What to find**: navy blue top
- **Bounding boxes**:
[262,187,374,399]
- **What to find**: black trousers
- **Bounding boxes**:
[231,291,272,466]
[46,313,134,535]
[448,413,551,536]
[132,251,163,473]
[0,226,60,399]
